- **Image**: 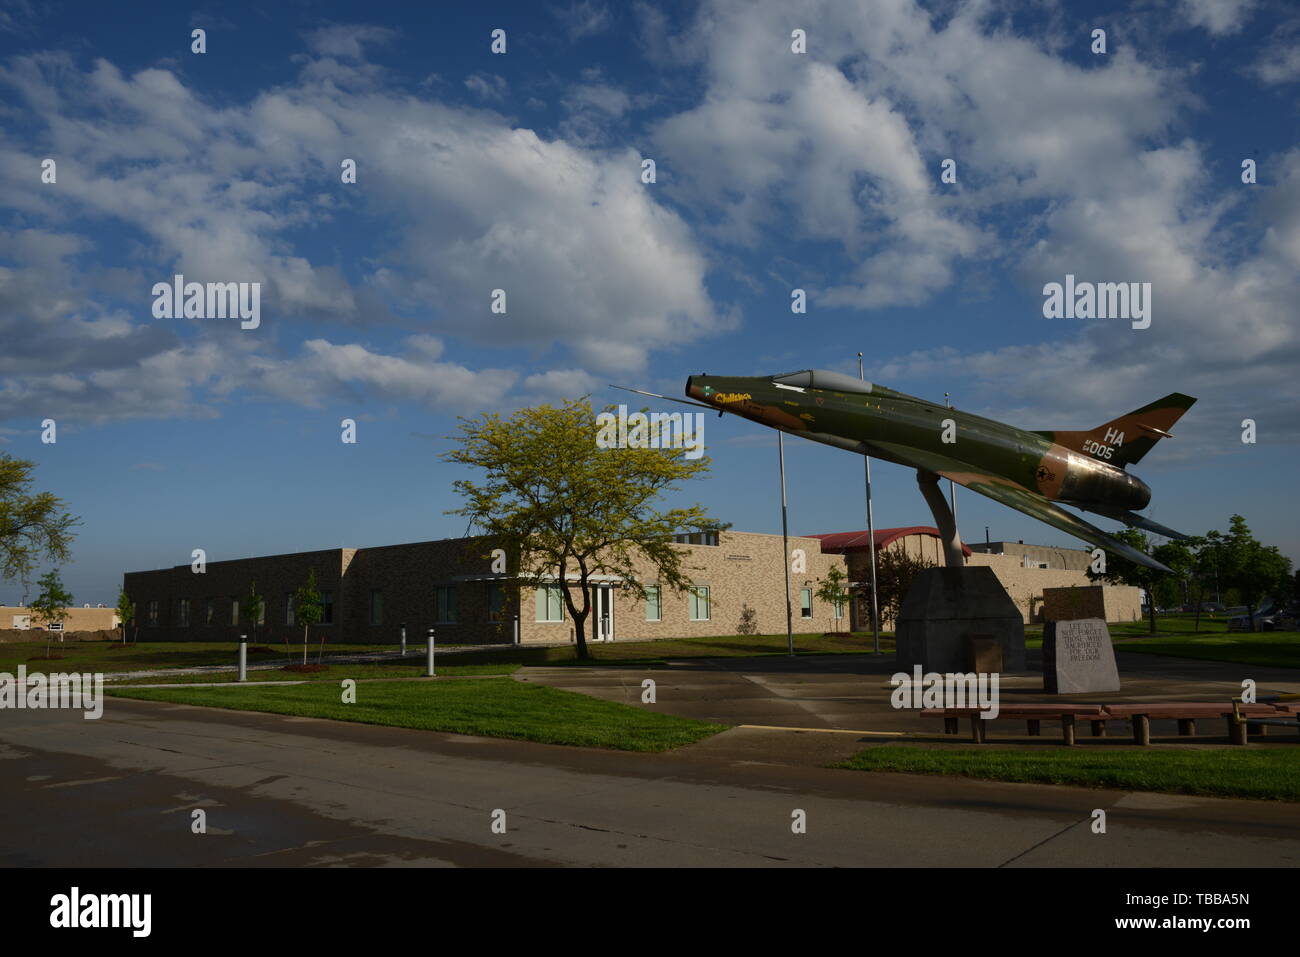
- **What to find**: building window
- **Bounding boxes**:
[488,583,505,622]
[147,600,159,626]
[231,599,240,626]
[205,599,214,626]
[320,591,334,626]
[256,599,265,626]
[285,593,295,626]
[800,588,813,619]
[434,586,457,623]
[178,599,190,628]
[370,590,383,626]
[833,598,844,620]
[645,585,661,622]
[674,531,719,547]
[689,585,710,621]
[535,585,564,622]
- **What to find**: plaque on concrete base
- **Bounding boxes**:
[894,566,1026,673]
[1043,618,1120,694]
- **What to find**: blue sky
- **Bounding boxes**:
[1,0,1297,604]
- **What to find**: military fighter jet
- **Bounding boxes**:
[624,369,1196,573]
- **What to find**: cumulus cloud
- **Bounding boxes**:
[0,34,724,423]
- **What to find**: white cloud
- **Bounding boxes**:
[1180,0,1257,36]
[0,33,726,423]
[464,72,508,101]
[555,1,613,41]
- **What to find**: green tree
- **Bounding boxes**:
[445,397,719,660]
[294,568,323,664]
[1151,538,1199,612]
[0,454,79,588]
[875,548,935,628]
[1216,515,1292,631]
[115,587,134,645]
[1086,528,1166,633]
[30,568,73,657]
[244,580,264,644]
[815,565,850,634]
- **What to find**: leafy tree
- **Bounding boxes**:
[815,565,850,633]
[1216,515,1292,631]
[0,454,79,588]
[875,548,936,628]
[294,568,323,664]
[244,580,264,644]
[445,397,718,660]
[1086,528,1166,633]
[735,603,757,636]
[30,568,72,657]
[1151,538,1199,612]
[115,587,134,645]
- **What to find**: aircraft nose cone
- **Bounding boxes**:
[1129,474,1152,510]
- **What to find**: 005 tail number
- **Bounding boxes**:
[1082,439,1114,459]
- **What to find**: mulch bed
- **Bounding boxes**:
[27,655,66,661]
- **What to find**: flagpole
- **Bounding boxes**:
[779,431,795,657]
[859,353,881,655]
[945,392,960,561]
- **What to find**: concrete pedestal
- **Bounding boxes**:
[894,566,1026,673]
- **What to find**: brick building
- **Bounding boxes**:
[122,525,1142,645]
[121,530,848,645]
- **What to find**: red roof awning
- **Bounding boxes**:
[808,526,972,557]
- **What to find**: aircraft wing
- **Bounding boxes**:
[868,441,1174,574]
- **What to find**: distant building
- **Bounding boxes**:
[967,540,1094,571]
[812,528,1136,625]
[2,606,120,633]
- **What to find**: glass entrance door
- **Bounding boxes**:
[594,584,615,641]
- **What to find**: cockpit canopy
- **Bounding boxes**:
[770,369,874,394]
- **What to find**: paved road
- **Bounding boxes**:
[2,693,1298,867]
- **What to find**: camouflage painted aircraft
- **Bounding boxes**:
[640,369,1194,573]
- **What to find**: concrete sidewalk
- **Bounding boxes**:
[516,649,1300,753]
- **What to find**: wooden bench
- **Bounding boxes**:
[1101,702,1287,745]
[923,704,1106,745]
[923,702,1299,746]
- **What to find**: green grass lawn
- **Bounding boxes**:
[838,744,1300,802]
[108,678,726,751]
[0,639,431,675]
[4,631,894,683]
[1113,633,1300,669]
[115,660,521,685]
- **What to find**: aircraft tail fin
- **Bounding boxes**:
[1037,393,1196,468]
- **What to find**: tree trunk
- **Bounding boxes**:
[573,611,589,659]
[1247,603,1257,633]
[302,626,308,665]
[1148,592,1157,634]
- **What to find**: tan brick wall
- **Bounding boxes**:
[1042,584,1144,623]
[518,530,849,643]
[967,553,1094,623]
[1,605,120,632]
